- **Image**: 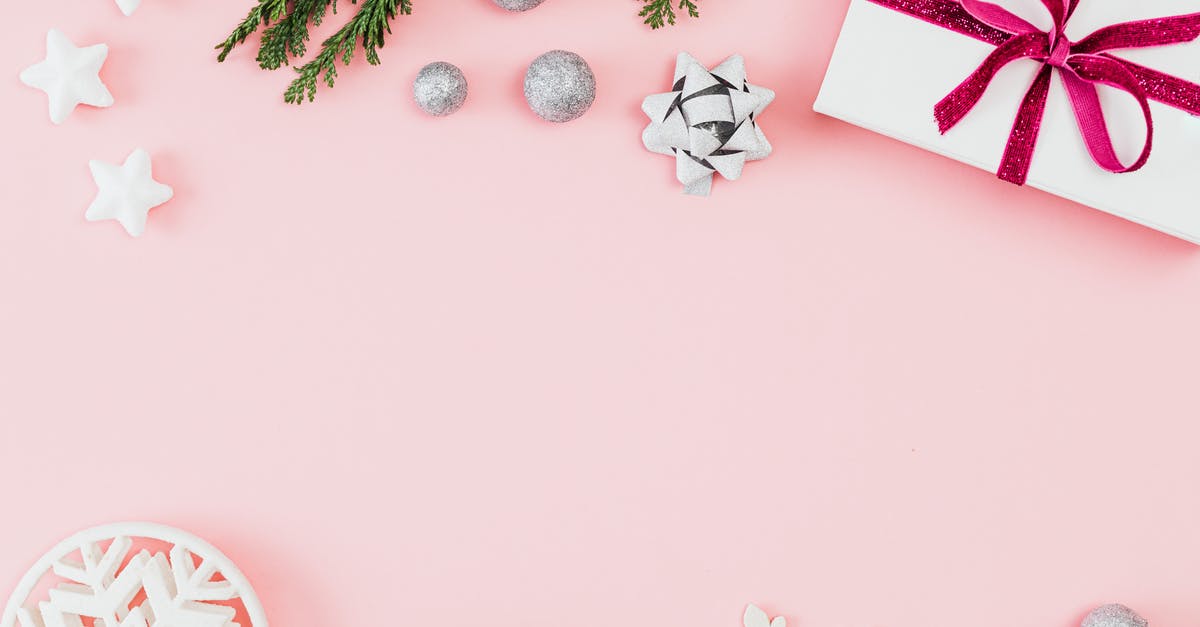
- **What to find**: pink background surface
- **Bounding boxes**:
[2,2,1200,627]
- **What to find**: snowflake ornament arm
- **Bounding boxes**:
[2,523,267,627]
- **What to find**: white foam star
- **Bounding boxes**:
[20,29,114,125]
[642,52,775,196]
[86,149,174,237]
[115,0,143,16]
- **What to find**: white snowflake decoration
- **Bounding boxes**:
[1,523,267,627]
[642,53,775,196]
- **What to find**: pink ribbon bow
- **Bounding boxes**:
[866,0,1200,184]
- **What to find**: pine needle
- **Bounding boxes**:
[214,0,288,63]
[638,0,701,29]
[256,0,337,70]
[283,0,411,104]
[216,0,692,103]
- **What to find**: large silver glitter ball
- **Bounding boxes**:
[523,50,596,123]
[1082,605,1148,627]
[493,0,545,11]
[412,62,468,117]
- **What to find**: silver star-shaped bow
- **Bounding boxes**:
[642,53,775,196]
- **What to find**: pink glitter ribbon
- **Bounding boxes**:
[866,0,1200,184]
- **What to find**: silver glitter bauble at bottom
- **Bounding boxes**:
[1082,605,1148,627]
[493,0,545,11]
[412,62,468,116]
[523,50,596,123]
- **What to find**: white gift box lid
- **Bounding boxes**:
[814,0,1200,243]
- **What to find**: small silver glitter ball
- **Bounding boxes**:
[493,0,545,11]
[1083,605,1148,627]
[412,62,468,117]
[523,50,596,123]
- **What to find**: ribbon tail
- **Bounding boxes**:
[998,65,1052,185]
[935,33,1046,133]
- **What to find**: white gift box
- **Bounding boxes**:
[814,0,1200,242]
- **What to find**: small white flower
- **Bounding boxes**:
[744,604,787,627]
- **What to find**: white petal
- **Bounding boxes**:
[744,604,771,627]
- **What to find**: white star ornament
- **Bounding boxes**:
[19,29,114,125]
[87,149,174,237]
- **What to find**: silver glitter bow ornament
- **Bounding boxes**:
[642,52,775,196]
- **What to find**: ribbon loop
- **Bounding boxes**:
[865,0,1200,185]
[1064,54,1154,173]
[1074,13,1200,54]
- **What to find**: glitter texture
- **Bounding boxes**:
[412,62,468,117]
[1082,605,1148,627]
[493,0,546,11]
[641,52,775,196]
[866,0,1200,185]
[523,50,596,123]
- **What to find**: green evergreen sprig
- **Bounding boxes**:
[638,0,700,29]
[215,0,288,63]
[216,0,696,103]
[283,0,411,104]
[215,0,409,104]
[257,0,336,70]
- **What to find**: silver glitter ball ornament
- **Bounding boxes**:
[493,0,545,11]
[1083,605,1148,627]
[412,62,468,116]
[523,50,596,123]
